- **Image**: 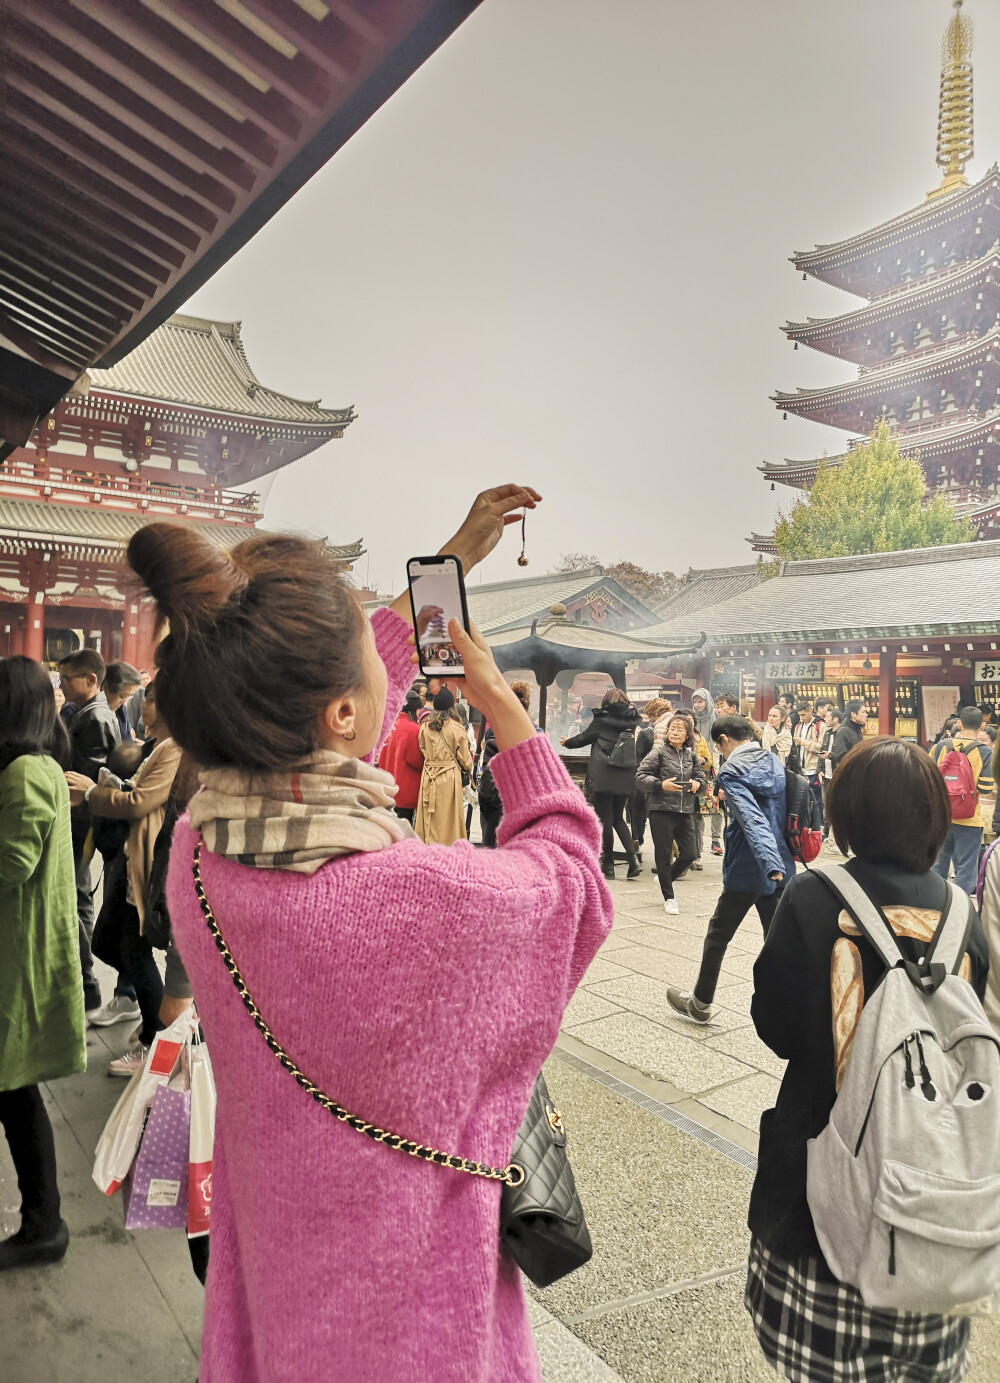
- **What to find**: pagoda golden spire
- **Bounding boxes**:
[928,0,974,199]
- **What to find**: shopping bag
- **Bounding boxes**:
[93,1007,200,1195]
[187,1041,216,1238]
[122,1084,191,1230]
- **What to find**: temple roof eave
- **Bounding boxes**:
[772,328,1000,411]
[84,388,356,436]
[781,251,1000,342]
[791,166,1000,273]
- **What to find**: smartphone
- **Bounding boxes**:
[407,554,471,677]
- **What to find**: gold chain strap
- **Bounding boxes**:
[192,841,523,1189]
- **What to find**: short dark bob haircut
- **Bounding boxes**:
[0,657,70,772]
[826,736,950,873]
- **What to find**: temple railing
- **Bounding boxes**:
[0,460,259,523]
[858,331,981,376]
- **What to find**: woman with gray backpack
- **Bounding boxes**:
[746,736,996,1381]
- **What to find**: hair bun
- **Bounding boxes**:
[127,522,246,642]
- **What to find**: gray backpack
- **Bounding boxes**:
[806,865,1000,1313]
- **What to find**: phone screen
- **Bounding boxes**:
[407,555,470,677]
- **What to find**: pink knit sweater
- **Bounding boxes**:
[167,609,613,1382]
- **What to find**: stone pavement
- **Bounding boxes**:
[3,850,1000,1382]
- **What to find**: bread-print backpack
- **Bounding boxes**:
[806,865,1000,1313]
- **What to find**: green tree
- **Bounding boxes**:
[773,421,974,560]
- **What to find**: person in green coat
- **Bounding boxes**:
[0,656,85,1271]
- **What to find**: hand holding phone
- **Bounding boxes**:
[407,556,470,677]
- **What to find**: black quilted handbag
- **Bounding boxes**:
[500,1072,593,1288]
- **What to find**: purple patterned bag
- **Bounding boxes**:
[122,1084,191,1230]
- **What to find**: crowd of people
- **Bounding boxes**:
[2,484,999,1381]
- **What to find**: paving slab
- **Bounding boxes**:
[531,1060,757,1320]
[566,1013,756,1093]
[698,1074,782,1133]
[564,989,627,1028]
[703,1025,786,1080]
[570,1273,773,1383]
[583,956,637,985]
[585,975,746,1041]
[600,945,705,988]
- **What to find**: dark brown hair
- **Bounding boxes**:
[826,737,950,873]
[127,523,366,771]
[601,687,630,707]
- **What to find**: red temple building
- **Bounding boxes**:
[0,313,359,667]
[754,1,1000,551]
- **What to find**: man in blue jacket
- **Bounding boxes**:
[667,714,794,1024]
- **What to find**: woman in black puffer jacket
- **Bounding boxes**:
[563,688,642,881]
[635,713,707,915]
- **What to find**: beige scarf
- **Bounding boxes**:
[189,749,415,873]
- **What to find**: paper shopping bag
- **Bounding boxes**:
[93,1007,200,1195]
[122,1084,191,1230]
[187,1042,216,1238]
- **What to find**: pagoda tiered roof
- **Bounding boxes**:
[762,406,1000,490]
[772,326,1000,430]
[791,167,1000,297]
[782,247,1000,365]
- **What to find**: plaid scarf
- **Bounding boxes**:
[189,749,415,873]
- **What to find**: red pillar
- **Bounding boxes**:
[134,601,158,673]
[24,561,46,663]
[878,650,896,738]
[121,599,139,667]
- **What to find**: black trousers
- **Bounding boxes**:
[92,853,163,1047]
[693,887,781,1006]
[0,1085,60,1239]
[628,793,648,849]
[648,812,698,900]
[592,792,634,859]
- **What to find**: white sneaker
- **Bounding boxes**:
[664,898,680,915]
[88,995,141,1028]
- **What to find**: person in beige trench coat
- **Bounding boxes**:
[416,691,473,845]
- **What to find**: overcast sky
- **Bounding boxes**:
[186,0,1000,593]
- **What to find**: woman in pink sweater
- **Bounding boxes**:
[131,486,613,1383]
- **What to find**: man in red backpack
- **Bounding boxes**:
[930,704,994,892]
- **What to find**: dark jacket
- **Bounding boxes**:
[635,743,706,815]
[716,743,793,895]
[749,859,989,1268]
[67,693,120,838]
[563,703,641,795]
[477,726,502,820]
[635,725,655,764]
[68,692,120,780]
[830,718,864,771]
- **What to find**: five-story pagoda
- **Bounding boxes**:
[755,0,1000,551]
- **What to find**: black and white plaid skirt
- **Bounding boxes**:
[745,1238,971,1382]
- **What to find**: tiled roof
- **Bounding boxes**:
[783,251,1000,338]
[639,540,1000,644]
[87,315,355,429]
[653,565,763,620]
[792,167,998,268]
[0,499,244,552]
[466,568,658,634]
